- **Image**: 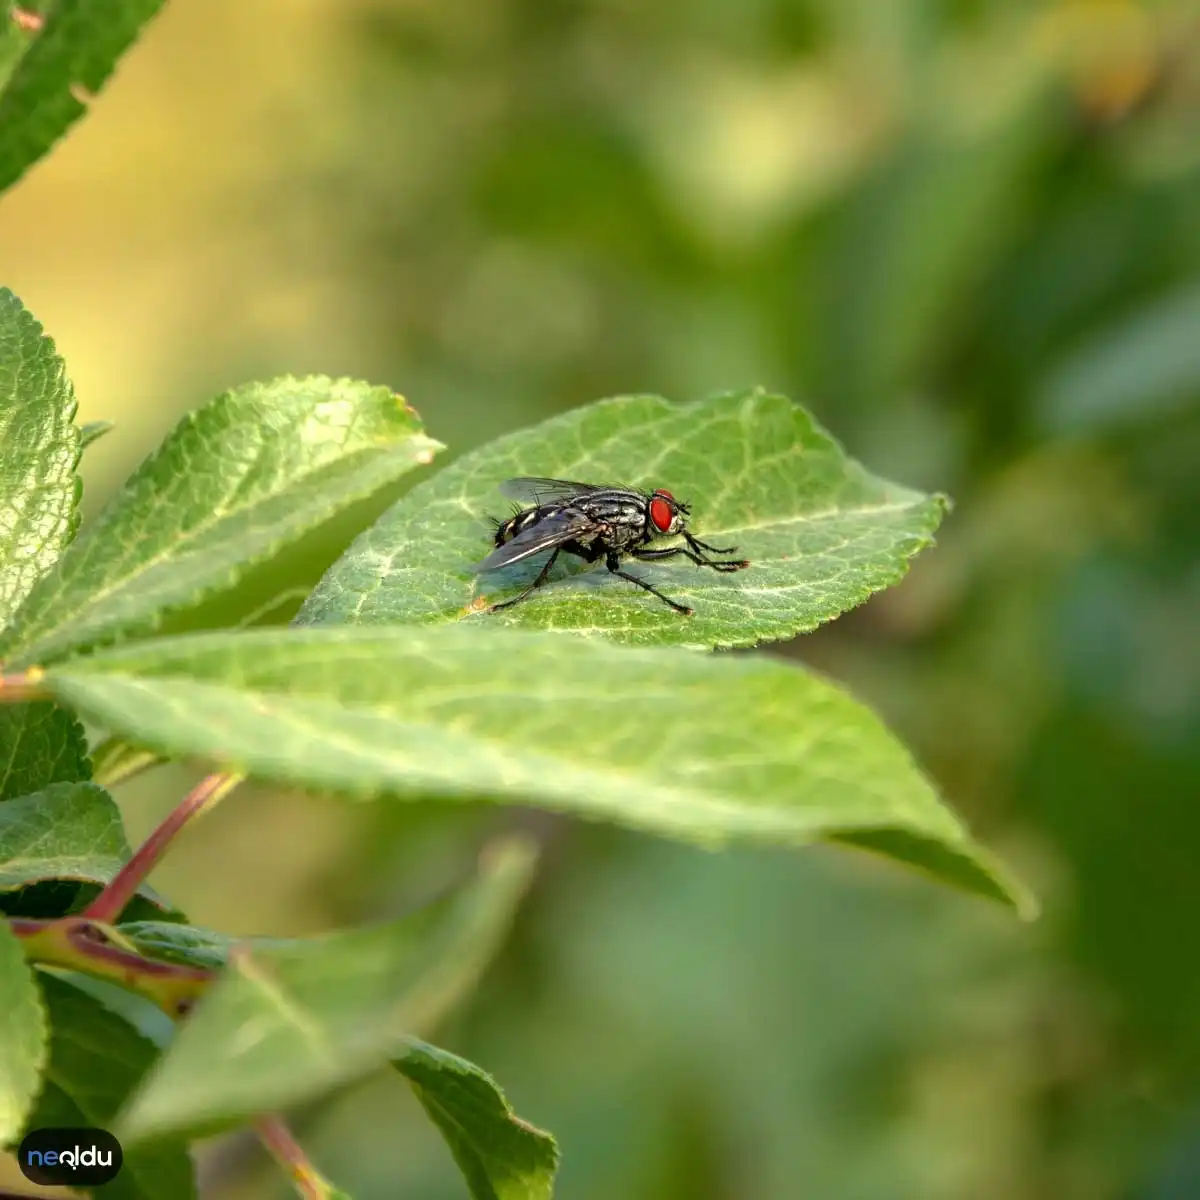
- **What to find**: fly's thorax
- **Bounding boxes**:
[576,491,653,551]
[578,492,648,525]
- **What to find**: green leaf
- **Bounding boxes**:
[0,700,90,802]
[116,838,538,1145]
[115,922,293,972]
[0,288,79,628]
[0,0,168,197]
[0,781,132,892]
[393,1038,558,1200]
[115,922,231,970]
[43,626,1033,915]
[79,418,115,450]
[0,779,172,918]
[48,969,176,1051]
[0,4,41,93]
[0,376,443,667]
[0,918,46,1146]
[299,391,947,650]
[25,972,196,1199]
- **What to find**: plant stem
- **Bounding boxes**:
[0,668,50,704]
[83,770,245,923]
[11,8,45,33]
[255,1116,340,1200]
[11,916,215,1016]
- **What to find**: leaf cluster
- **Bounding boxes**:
[0,14,1030,1195]
[0,282,1029,1196]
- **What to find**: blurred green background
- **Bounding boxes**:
[4,0,1199,1196]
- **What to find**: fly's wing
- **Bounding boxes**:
[497,477,618,505]
[474,507,596,573]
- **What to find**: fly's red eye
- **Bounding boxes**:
[654,488,674,501]
[649,495,674,532]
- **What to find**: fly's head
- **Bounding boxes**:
[647,488,690,537]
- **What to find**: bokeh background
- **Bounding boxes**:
[3,0,1199,1196]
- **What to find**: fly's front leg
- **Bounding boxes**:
[633,546,749,573]
[605,551,692,615]
[683,531,742,556]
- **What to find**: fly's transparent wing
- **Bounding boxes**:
[474,508,596,572]
[498,477,616,505]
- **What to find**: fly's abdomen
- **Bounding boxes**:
[495,504,560,547]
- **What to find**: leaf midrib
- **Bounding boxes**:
[713,494,936,538]
[54,671,958,842]
[414,1083,520,1182]
[230,952,336,1064]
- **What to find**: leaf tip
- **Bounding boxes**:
[477,834,540,880]
[1006,874,1042,923]
[832,827,1037,919]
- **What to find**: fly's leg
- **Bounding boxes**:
[632,546,749,572]
[606,552,693,615]
[488,548,562,612]
[683,531,742,556]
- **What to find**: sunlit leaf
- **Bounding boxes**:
[0,918,45,1145]
[43,626,1032,914]
[0,288,79,628]
[0,781,130,892]
[299,390,947,650]
[0,701,89,803]
[1,377,442,667]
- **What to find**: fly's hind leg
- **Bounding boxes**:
[488,548,562,612]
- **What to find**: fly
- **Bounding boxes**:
[473,476,750,615]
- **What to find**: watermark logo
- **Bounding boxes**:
[18,1127,123,1187]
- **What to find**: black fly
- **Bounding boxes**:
[474,476,750,615]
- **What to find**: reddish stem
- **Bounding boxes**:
[83,771,243,923]
[0,669,51,704]
[11,8,44,33]
[11,916,215,1017]
[255,1116,332,1200]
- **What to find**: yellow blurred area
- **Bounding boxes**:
[1034,0,1162,119]
[1,0,394,986]
[2,0,356,502]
